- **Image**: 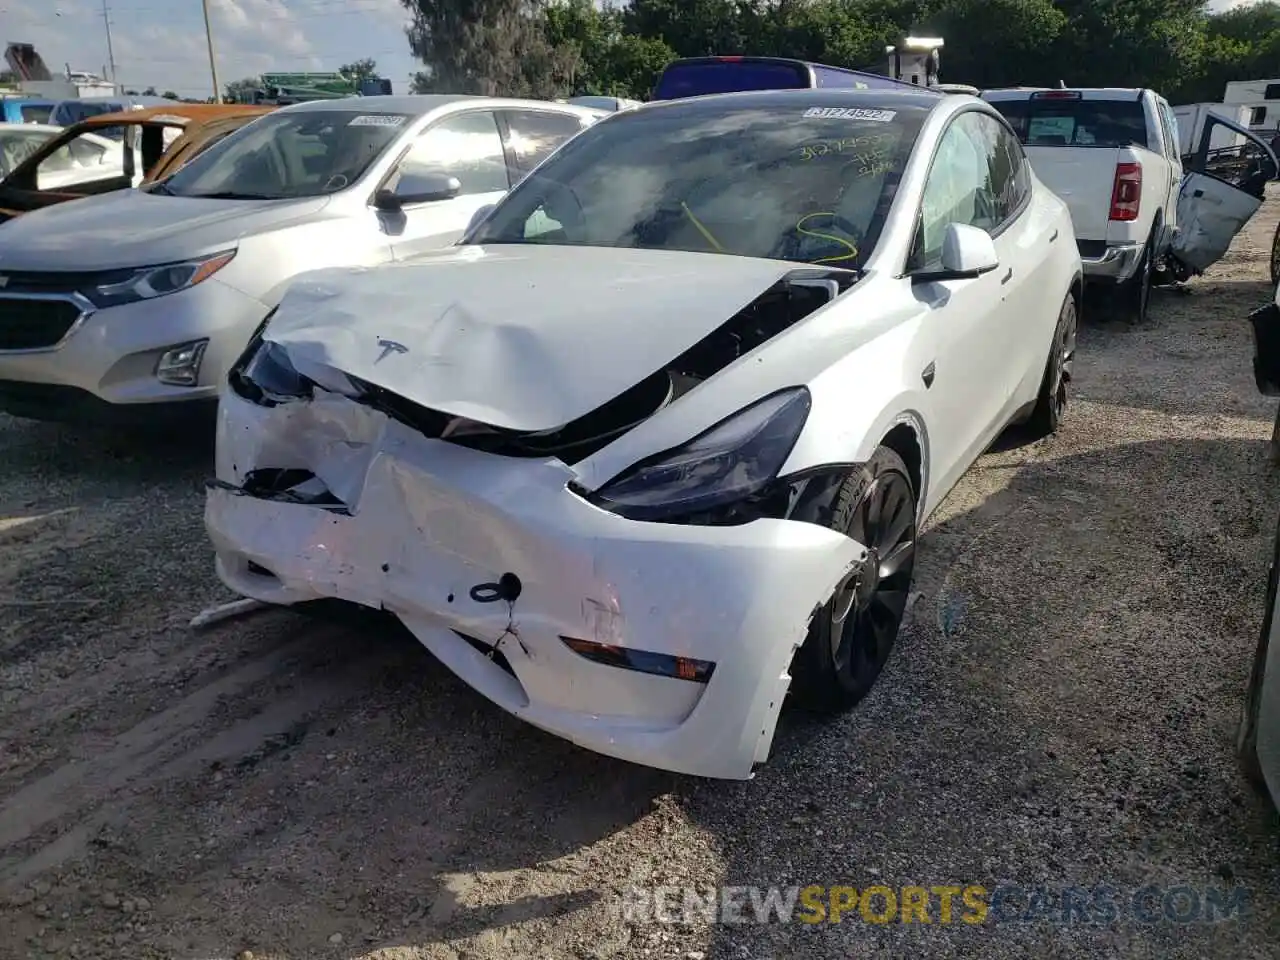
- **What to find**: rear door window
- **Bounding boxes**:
[988,97,1152,150]
[500,109,588,179]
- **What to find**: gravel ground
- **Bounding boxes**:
[2,193,1280,960]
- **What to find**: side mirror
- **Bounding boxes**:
[376,171,462,210]
[913,222,999,282]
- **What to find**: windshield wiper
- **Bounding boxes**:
[145,182,173,196]
[180,191,281,200]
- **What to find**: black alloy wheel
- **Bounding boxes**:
[1027,292,1078,438]
[1270,219,1280,289]
[790,446,917,712]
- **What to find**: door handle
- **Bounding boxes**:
[922,361,935,388]
[1000,267,1013,285]
[1049,229,1058,243]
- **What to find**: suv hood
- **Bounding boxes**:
[264,245,801,432]
[0,190,328,271]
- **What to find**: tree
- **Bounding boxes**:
[223,77,261,102]
[162,89,179,100]
[339,58,379,85]
[141,85,158,96]
[400,0,1280,108]
[401,0,577,98]
[926,0,1069,88]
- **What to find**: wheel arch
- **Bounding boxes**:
[877,410,930,522]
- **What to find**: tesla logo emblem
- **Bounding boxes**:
[375,338,407,363]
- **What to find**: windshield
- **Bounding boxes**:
[159,110,412,200]
[470,103,926,269]
[988,97,1152,150]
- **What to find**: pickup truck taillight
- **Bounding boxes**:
[1109,162,1142,222]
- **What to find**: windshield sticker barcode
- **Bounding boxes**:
[803,107,896,122]
[348,115,406,127]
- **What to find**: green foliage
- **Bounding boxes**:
[339,59,379,85]
[395,0,1280,107]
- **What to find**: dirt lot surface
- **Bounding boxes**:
[3,195,1280,960]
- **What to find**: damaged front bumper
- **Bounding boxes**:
[205,388,866,780]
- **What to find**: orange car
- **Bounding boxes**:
[0,103,274,221]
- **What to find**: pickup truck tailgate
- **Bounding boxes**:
[1024,145,1124,243]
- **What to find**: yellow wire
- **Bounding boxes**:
[796,211,859,264]
[680,201,725,253]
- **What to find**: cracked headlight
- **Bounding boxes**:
[586,387,811,522]
[85,249,236,308]
[226,308,313,405]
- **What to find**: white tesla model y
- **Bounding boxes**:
[204,87,1083,779]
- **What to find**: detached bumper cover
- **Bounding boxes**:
[205,389,866,779]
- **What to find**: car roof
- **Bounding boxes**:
[0,122,62,134]
[982,87,1147,100]
[274,94,606,118]
[629,87,948,116]
[77,103,275,127]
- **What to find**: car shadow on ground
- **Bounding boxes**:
[0,412,216,496]
[58,435,1271,960]
[675,435,1280,958]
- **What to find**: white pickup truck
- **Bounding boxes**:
[982,87,1278,322]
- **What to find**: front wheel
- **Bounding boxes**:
[789,446,918,713]
[1025,291,1078,438]
[1270,219,1279,290]
[1237,522,1280,795]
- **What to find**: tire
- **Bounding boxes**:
[1238,633,1267,793]
[1119,230,1155,324]
[1238,521,1280,795]
[789,446,917,713]
[1025,291,1078,438]
[1270,219,1280,290]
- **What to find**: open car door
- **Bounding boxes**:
[0,119,190,220]
[1171,112,1278,274]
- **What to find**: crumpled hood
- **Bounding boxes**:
[0,190,328,271]
[263,245,799,432]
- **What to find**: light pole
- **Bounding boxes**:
[202,0,221,102]
[100,0,117,87]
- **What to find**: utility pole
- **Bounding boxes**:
[100,0,117,87]
[202,0,221,103]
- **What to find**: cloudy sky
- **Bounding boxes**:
[0,0,1265,99]
[0,0,416,98]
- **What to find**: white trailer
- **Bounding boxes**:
[1173,102,1252,156]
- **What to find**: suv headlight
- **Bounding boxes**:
[84,249,236,308]
[586,387,811,522]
